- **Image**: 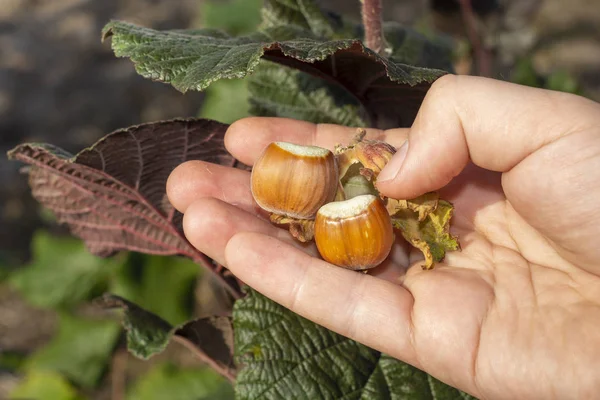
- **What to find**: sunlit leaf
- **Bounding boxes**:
[392,200,460,269]
[25,313,120,388]
[127,363,234,400]
[110,254,199,326]
[10,231,121,308]
[9,371,84,400]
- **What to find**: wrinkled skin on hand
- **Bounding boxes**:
[167,75,600,399]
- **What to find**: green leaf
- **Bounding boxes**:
[248,61,366,126]
[233,289,470,399]
[127,363,234,400]
[9,371,85,400]
[102,21,447,128]
[0,351,27,373]
[10,231,120,309]
[200,79,251,124]
[25,313,120,388]
[97,295,173,359]
[110,254,199,326]
[201,0,262,35]
[98,294,236,378]
[546,69,581,94]
[383,22,454,72]
[260,0,338,38]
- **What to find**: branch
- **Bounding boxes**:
[361,0,387,54]
[172,335,237,383]
[457,0,493,76]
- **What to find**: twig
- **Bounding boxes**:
[172,336,237,383]
[457,0,492,76]
[361,0,388,54]
[111,348,128,400]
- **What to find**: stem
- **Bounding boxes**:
[172,336,237,383]
[111,348,127,400]
[361,0,387,54]
[457,0,492,76]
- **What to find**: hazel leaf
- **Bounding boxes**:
[260,0,338,38]
[234,288,472,399]
[7,119,242,296]
[97,295,236,379]
[392,200,459,269]
[248,61,366,127]
[102,21,447,128]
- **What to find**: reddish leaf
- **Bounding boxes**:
[8,118,240,297]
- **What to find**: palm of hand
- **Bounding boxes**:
[402,164,600,399]
[168,119,600,400]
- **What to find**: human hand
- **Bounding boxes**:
[167,75,600,399]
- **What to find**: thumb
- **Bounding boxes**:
[375,74,599,200]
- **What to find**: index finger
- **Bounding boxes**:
[225,117,408,166]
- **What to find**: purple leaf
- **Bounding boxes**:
[8,118,241,297]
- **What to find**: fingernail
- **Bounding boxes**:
[377,140,408,183]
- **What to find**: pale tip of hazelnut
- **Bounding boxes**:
[317,194,377,219]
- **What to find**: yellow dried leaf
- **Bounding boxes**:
[386,192,439,221]
[391,200,459,269]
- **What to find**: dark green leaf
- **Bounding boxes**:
[383,22,454,72]
[102,22,447,128]
[9,371,85,400]
[233,289,471,399]
[0,350,27,372]
[98,295,236,379]
[127,363,234,400]
[110,254,199,326]
[97,295,173,359]
[25,313,120,388]
[10,231,120,309]
[248,61,366,126]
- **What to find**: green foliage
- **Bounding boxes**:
[233,289,472,399]
[512,58,582,95]
[248,61,366,126]
[10,371,85,400]
[200,79,252,124]
[127,363,234,400]
[201,0,262,35]
[198,0,262,123]
[98,295,173,360]
[10,231,120,309]
[25,313,121,388]
[8,0,472,397]
[102,21,446,91]
[111,254,199,326]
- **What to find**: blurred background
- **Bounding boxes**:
[1,0,599,398]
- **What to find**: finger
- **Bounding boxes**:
[224,232,418,366]
[167,161,259,215]
[376,74,600,199]
[183,198,317,266]
[225,117,408,165]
